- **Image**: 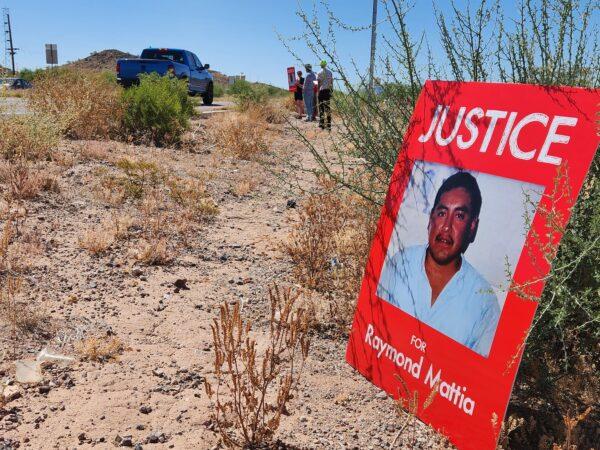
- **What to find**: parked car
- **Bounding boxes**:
[117,48,214,105]
[0,78,32,90]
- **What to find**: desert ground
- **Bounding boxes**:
[0,108,450,450]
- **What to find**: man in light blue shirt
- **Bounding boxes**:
[377,171,500,357]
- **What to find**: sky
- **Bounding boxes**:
[0,0,440,87]
[0,0,567,87]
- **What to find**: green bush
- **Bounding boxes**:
[18,68,46,83]
[227,79,287,111]
[121,73,193,146]
[213,83,225,98]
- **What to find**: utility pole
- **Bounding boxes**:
[368,0,378,91]
[3,9,17,75]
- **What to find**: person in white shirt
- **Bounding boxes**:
[317,60,333,130]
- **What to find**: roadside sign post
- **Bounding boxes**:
[346,80,599,450]
[45,43,58,67]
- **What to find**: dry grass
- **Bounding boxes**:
[78,214,136,255]
[167,175,219,220]
[284,178,378,331]
[132,191,174,265]
[134,237,172,265]
[28,69,124,140]
[205,285,311,448]
[209,113,269,160]
[0,115,60,161]
[0,88,28,98]
[0,160,60,201]
[88,156,218,264]
[78,140,119,162]
[76,335,125,362]
[231,171,261,197]
[246,99,289,125]
[0,216,46,356]
[78,227,113,255]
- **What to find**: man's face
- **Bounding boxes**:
[427,187,478,265]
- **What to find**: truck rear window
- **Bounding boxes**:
[140,49,185,64]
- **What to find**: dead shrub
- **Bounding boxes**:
[78,214,135,255]
[28,69,124,140]
[209,113,268,160]
[78,140,115,162]
[167,176,219,220]
[0,216,45,355]
[0,160,60,201]
[205,285,311,448]
[76,335,125,362]
[95,171,127,205]
[78,227,113,255]
[231,172,261,197]
[134,237,172,265]
[0,114,60,161]
[246,100,288,125]
[284,179,378,331]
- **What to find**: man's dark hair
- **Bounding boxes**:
[432,171,482,217]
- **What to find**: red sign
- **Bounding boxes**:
[287,66,296,92]
[346,80,599,450]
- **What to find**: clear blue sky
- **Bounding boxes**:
[1,0,440,86]
[0,0,552,87]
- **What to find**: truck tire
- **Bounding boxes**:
[202,83,214,106]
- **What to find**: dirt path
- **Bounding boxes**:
[0,115,447,449]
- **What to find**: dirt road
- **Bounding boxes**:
[0,97,233,116]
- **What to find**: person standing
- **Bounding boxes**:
[303,64,317,122]
[317,60,333,130]
[294,70,305,118]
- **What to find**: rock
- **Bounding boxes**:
[375,391,387,400]
[131,268,144,277]
[38,385,51,395]
[286,199,297,208]
[78,432,87,442]
[136,424,146,431]
[1,385,22,403]
[145,432,166,444]
[139,405,152,414]
[134,445,143,450]
[173,279,189,293]
[114,435,133,447]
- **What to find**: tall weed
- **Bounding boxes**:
[28,68,124,140]
[205,286,310,448]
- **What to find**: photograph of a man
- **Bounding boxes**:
[377,171,500,357]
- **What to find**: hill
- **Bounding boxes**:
[65,49,138,71]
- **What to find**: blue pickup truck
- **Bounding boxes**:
[117,48,214,105]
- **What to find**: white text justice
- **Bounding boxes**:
[418,105,578,166]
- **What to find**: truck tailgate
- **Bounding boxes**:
[118,59,170,80]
